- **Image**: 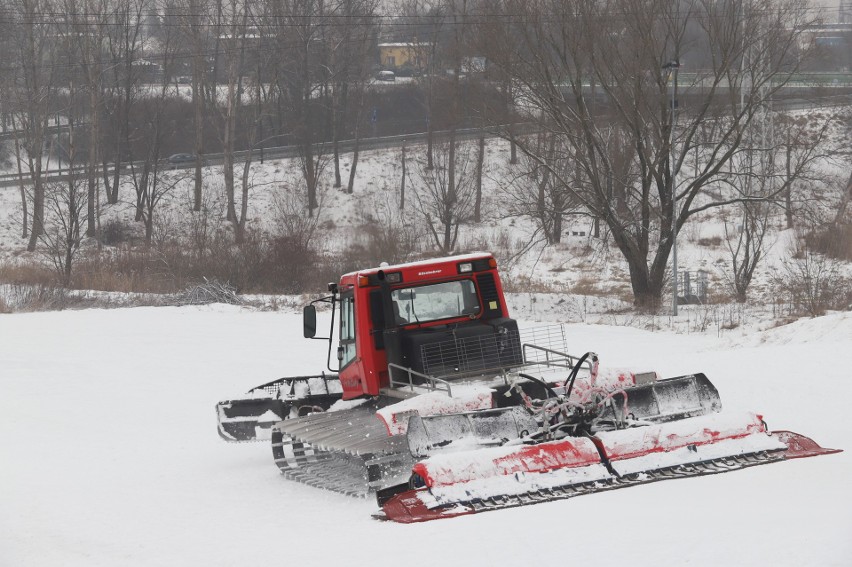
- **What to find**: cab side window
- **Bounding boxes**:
[340,294,356,367]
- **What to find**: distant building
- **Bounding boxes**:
[798,22,852,71]
[842,0,852,24]
[377,42,430,70]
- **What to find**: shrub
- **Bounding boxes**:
[805,225,852,261]
[770,251,852,316]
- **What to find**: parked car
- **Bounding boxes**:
[376,70,396,82]
[167,153,199,169]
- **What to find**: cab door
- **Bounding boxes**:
[337,291,364,398]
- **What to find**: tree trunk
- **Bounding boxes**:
[505,77,517,165]
[12,127,28,239]
[87,86,98,238]
[833,171,852,226]
[347,89,367,194]
[445,132,456,253]
[400,139,406,209]
[223,79,237,222]
[237,154,251,245]
[552,211,562,244]
[27,177,44,251]
[347,130,361,195]
[332,82,344,189]
[193,62,204,211]
[474,135,484,223]
[785,184,794,229]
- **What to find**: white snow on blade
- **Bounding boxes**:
[216,409,279,424]
[1,307,849,567]
[308,376,342,394]
[375,385,493,435]
[609,433,787,477]
[417,437,602,486]
[252,427,273,441]
[246,388,274,399]
[328,398,370,412]
[418,463,613,509]
[289,376,343,398]
[349,252,492,276]
[255,410,283,423]
[596,410,772,457]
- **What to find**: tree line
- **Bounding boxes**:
[0,0,849,307]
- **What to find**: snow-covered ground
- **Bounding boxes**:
[1,305,849,566]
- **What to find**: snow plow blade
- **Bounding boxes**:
[379,413,841,523]
[217,397,289,442]
[406,407,539,458]
[216,374,342,442]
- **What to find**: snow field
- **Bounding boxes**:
[1,306,850,566]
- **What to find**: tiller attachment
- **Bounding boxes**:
[380,355,841,523]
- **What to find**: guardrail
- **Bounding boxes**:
[0,122,535,189]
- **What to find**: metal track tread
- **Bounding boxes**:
[274,406,395,455]
[271,412,414,497]
[280,455,371,497]
[380,449,788,522]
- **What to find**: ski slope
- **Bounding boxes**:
[1,305,849,566]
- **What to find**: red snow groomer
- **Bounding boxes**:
[216,253,840,522]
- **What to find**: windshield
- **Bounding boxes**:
[391,279,480,325]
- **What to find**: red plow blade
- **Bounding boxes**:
[379,421,841,524]
[773,430,842,459]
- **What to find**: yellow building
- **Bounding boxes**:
[378,42,430,70]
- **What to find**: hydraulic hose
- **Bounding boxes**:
[564,352,595,402]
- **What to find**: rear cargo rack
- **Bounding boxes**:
[248,372,340,399]
[388,324,591,395]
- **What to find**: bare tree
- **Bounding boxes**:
[502,131,582,244]
[400,0,447,170]
[211,0,250,233]
[260,0,328,216]
[483,0,816,307]
[174,0,213,211]
[38,85,87,287]
[55,0,112,239]
[102,0,147,206]
[413,141,476,253]
[723,201,771,303]
[769,113,837,230]
[327,0,378,190]
[41,179,89,287]
[339,0,379,194]
[7,0,59,251]
[128,2,183,244]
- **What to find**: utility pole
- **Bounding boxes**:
[663,60,680,316]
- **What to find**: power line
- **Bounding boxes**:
[0,4,845,28]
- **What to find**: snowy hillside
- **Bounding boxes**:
[2,117,849,308]
[1,306,849,566]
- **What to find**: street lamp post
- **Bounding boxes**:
[663,60,680,316]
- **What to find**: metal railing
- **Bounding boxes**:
[388,362,454,397]
[386,324,595,396]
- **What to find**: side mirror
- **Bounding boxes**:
[336,346,344,362]
[303,305,317,338]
